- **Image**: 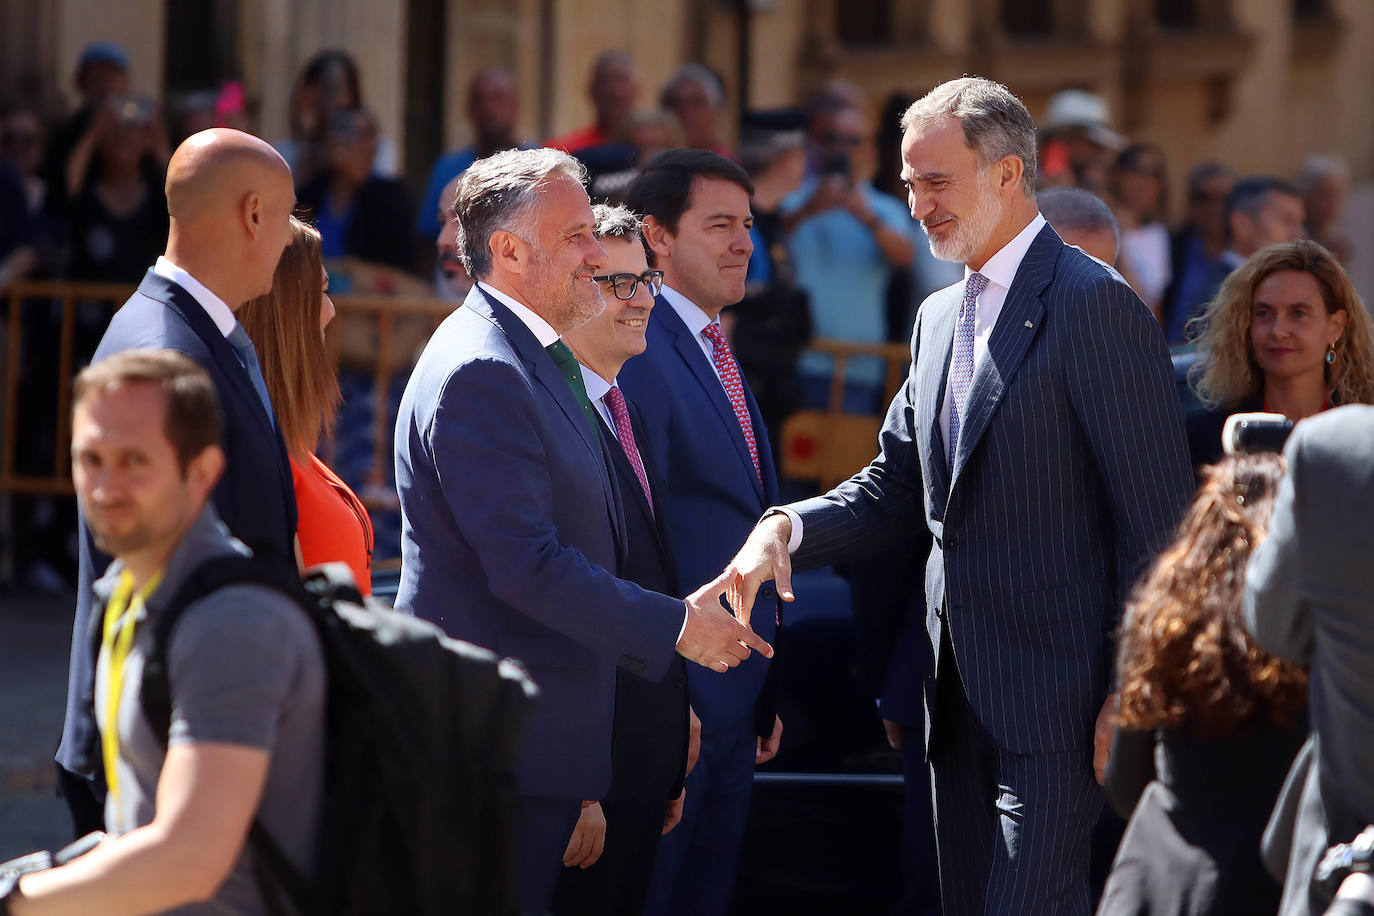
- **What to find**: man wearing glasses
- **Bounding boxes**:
[552,204,695,915]
[620,150,784,916]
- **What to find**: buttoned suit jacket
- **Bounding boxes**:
[393,285,683,800]
[57,269,298,780]
[791,224,1194,754]
[598,399,689,803]
[1245,405,1374,916]
[618,296,781,736]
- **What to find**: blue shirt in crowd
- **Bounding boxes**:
[782,179,920,388]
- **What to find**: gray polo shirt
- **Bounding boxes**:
[93,505,325,915]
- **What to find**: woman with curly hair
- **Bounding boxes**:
[1098,453,1308,915]
[237,216,373,593]
[1185,239,1374,466]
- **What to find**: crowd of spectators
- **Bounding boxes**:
[0,43,1365,575]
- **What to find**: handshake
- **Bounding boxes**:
[673,513,796,674]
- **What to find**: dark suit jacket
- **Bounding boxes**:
[790,224,1194,755]
[1245,405,1374,916]
[392,285,683,800]
[599,402,689,804]
[56,269,297,778]
[618,296,781,737]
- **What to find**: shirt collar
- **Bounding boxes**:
[965,213,1047,292]
[578,362,615,403]
[477,281,561,348]
[153,257,237,338]
[661,284,718,337]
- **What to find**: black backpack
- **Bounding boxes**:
[138,556,538,915]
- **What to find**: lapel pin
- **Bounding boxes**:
[1024,320,1034,328]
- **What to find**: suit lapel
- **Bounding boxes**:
[917,287,959,506]
[471,287,626,551]
[655,297,765,503]
[949,225,1059,486]
[139,272,276,439]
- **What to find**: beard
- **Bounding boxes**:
[89,515,153,559]
[923,170,1002,264]
[531,248,604,333]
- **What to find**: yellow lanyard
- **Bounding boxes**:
[101,568,164,805]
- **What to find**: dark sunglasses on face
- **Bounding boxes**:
[593,270,664,301]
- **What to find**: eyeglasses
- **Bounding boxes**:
[593,270,664,300]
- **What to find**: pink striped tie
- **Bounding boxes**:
[604,386,654,516]
[701,323,763,486]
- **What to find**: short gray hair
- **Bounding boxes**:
[592,203,642,244]
[900,77,1038,196]
[455,147,588,278]
[660,63,724,110]
[1037,186,1119,251]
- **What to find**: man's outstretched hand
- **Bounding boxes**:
[677,571,774,673]
[722,513,796,628]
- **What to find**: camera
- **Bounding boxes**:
[820,150,851,179]
[1222,412,1294,457]
[108,93,155,126]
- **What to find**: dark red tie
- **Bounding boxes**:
[701,323,762,486]
[604,386,654,516]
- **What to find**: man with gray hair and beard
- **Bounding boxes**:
[718,77,1193,913]
[392,148,771,913]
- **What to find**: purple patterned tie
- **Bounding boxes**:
[701,323,763,485]
[604,385,654,516]
[947,272,989,469]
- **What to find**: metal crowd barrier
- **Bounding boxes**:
[778,339,911,491]
[0,281,454,503]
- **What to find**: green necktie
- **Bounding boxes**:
[545,339,602,439]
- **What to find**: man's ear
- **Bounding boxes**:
[241,191,262,239]
[997,155,1024,194]
[186,443,226,501]
[489,228,528,276]
[642,215,672,263]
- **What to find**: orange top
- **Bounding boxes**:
[291,452,373,595]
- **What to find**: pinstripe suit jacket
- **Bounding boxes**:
[791,223,1193,755]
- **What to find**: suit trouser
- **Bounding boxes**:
[551,798,666,916]
[517,795,583,916]
[926,623,1101,916]
[641,723,756,916]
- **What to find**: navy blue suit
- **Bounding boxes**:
[56,270,297,815]
[790,225,1194,914]
[553,402,689,916]
[618,294,780,916]
[393,285,684,910]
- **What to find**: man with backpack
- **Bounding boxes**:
[2,349,326,914]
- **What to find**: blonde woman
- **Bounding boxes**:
[1185,240,1374,466]
[238,216,373,593]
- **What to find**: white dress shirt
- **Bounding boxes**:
[661,284,725,385]
[779,213,1049,554]
[477,281,561,347]
[153,256,237,337]
[579,362,620,442]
